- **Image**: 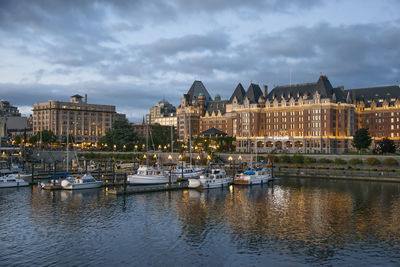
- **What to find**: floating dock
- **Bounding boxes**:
[41,184,63,190]
[108,181,189,195]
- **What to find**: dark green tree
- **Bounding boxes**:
[29,130,56,144]
[373,137,396,154]
[99,119,141,151]
[150,125,173,150]
[14,136,22,145]
[352,128,372,152]
[63,134,75,144]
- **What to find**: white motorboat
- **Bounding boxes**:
[0,174,29,188]
[127,165,176,185]
[170,165,203,179]
[189,168,232,189]
[234,165,272,185]
[61,174,103,190]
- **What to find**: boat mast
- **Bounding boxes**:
[189,111,192,166]
[250,111,253,167]
[146,122,149,166]
[170,121,173,154]
[66,124,69,172]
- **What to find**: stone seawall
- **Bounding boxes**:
[277,168,400,183]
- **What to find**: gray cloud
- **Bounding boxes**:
[0,0,400,122]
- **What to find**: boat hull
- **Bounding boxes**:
[62,181,103,190]
[127,175,176,185]
[0,180,29,188]
[199,177,232,189]
[234,176,272,186]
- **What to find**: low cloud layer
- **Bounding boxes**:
[0,0,399,122]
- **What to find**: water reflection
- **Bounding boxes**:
[1,179,400,265]
[177,180,400,263]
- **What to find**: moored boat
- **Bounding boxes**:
[0,174,29,188]
[127,165,176,185]
[170,164,204,179]
[234,164,272,185]
[61,174,103,190]
[190,168,232,189]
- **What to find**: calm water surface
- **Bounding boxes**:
[1,178,400,266]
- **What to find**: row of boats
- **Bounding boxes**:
[127,162,274,189]
[0,161,275,191]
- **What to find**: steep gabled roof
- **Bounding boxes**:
[348,85,400,103]
[187,80,212,101]
[267,75,343,101]
[229,83,246,104]
[246,83,263,103]
[204,99,228,116]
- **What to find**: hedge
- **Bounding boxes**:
[334,158,347,165]
[365,157,380,166]
[292,154,304,164]
[382,158,398,166]
[279,155,292,163]
[304,157,317,164]
[318,158,333,164]
[348,158,363,165]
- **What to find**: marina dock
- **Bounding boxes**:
[108,181,189,195]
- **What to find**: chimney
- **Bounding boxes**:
[262,85,268,98]
[84,94,87,103]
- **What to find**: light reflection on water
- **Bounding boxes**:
[1,178,400,266]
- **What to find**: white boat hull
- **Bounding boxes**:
[62,181,103,190]
[127,174,176,185]
[0,179,29,188]
[234,175,272,185]
[199,177,232,189]
[188,178,201,188]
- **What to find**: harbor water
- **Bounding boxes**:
[1,178,400,266]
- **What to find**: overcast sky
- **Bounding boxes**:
[0,0,399,122]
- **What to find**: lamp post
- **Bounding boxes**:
[228,156,233,176]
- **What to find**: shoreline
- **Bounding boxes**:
[277,168,400,183]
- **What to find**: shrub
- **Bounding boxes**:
[292,154,304,164]
[279,155,292,163]
[304,157,317,164]
[365,157,380,166]
[334,158,347,165]
[267,155,279,163]
[382,158,399,166]
[349,158,363,165]
[318,158,333,164]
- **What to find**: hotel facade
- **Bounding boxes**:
[177,76,400,153]
[33,94,125,143]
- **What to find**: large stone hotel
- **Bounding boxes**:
[177,76,400,153]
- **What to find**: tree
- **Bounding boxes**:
[373,137,396,154]
[14,136,22,145]
[352,128,372,152]
[29,130,56,144]
[99,119,141,151]
[150,125,174,150]
[63,134,75,144]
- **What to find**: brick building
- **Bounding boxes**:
[177,76,400,153]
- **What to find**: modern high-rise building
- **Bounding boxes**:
[177,76,400,153]
[33,94,124,143]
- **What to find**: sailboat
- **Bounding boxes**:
[127,123,175,185]
[234,113,272,185]
[173,112,204,180]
